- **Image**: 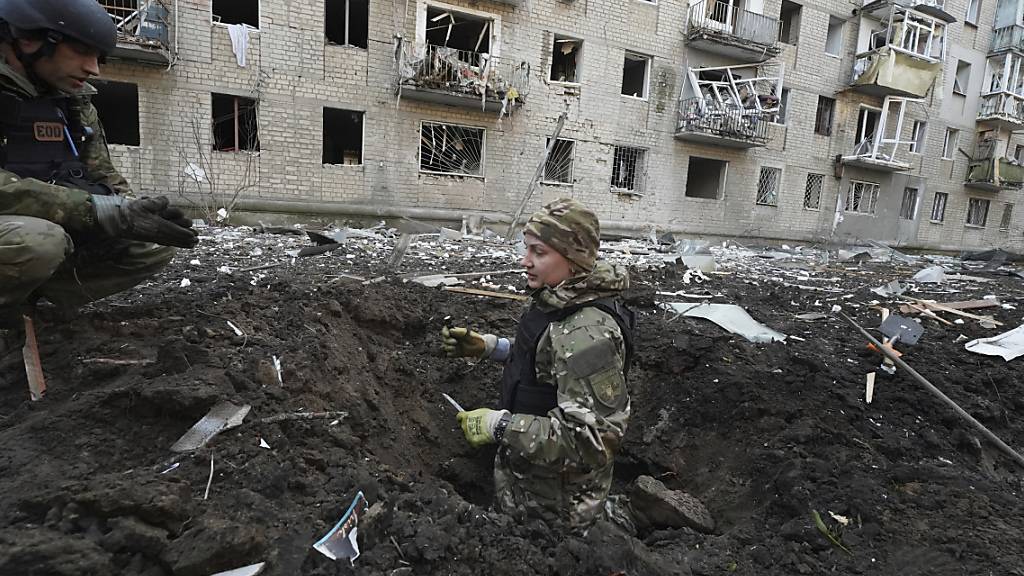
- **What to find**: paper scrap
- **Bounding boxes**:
[313,492,369,565]
[259,438,270,449]
[170,401,251,452]
[209,562,266,576]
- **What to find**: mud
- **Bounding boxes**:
[1,229,1023,576]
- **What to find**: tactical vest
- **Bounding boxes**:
[499,297,636,417]
[0,92,109,195]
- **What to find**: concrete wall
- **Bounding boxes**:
[96,0,1024,252]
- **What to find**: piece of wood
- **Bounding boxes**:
[865,372,876,404]
[404,268,524,280]
[387,233,413,270]
[899,299,999,314]
[903,297,1003,326]
[903,303,955,326]
[82,358,155,366]
[256,411,349,425]
[442,286,529,301]
[22,315,45,402]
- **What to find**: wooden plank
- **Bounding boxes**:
[442,286,529,301]
[21,315,45,401]
[902,297,1003,326]
[903,303,955,326]
[899,299,999,314]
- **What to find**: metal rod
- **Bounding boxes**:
[840,312,1024,470]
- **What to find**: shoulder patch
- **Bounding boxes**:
[565,338,618,379]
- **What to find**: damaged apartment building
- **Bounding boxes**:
[93,0,1024,251]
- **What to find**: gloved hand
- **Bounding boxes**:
[457,408,511,447]
[92,195,199,249]
[441,326,497,358]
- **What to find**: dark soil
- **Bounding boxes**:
[1,229,1023,576]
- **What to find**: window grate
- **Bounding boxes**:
[756,167,781,206]
[1000,203,1014,230]
[931,192,948,222]
[611,146,646,193]
[419,122,485,177]
[845,181,879,214]
[804,173,824,210]
[899,187,919,220]
[967,198,990,227]
[543,139,575,184]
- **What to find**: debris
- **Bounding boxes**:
[21,315,45,402]
[298,243,344,257]
[306,230,347,245]
[256,411,348,425]
[387,233,414,270]
[902,302,954,326]
[180,278,192,288]
[226,321,245,337]
[865,372,876,404]
[898,299,1000,314]
[81,358,155,366]
[442,286,529,301]
[795,313,829,322]
[912,266,947,283]
[965,325,1024,362]
[838,250,872,263]
[204,454,215,500]
[866,239,917,264]
[681,255,717,273]
[901,297,1003,327]
[879,314,924,345]
[439,227,463,242]
[272,355,283,385]
[160,462,180,474]
[239,263,281,274]
[442,393,464,412]
[209,563,266,576]
[812,509,852,555]
[661,303,786,343]
[314,491,369,564]
[871,281,906,298]
[964,248,1023,263]
[259,438,270,449]
[411,275,463,288]
[628,475,715,533]
[170,401,252,453]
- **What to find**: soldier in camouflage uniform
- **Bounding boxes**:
[442,198,635,531]
[0,0,197,349]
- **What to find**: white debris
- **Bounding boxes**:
[180,278,191,288]
[965,325,1024,361]
[661,302,786,343]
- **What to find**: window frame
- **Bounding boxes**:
[909,120,927,154]
[322,107,365,166]
[549,34,583,85]
[1000,202,1014,230]
[620,51,652,100]
[814,95,835,136]
[899,187,919,220]
[755,166,783,207]
[953,60,971,96]
[417,120,487,178]
[610,145,648,195]
[965,0,981,26]
[942,128,959,159]
[930,192,948,223]
[845,180,880,215]
[966,197,991,227]
[211,0,261,30]
[803,172,824,211]
[541,137,576,186]
[825,15,844,57]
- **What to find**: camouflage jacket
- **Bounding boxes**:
[494,261,631,530]
[0,58,130,235]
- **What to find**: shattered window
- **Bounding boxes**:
[326,0,369,48]
[779,0,801,44]
[930,192,948,222]
[967,197,990,227]
[825,16,843,56]
[542,138,575,185]
[910,121,927,153]
[323,108,364,165]
[966,0,981,25]
[755,167,781,206]
[610,145,646,194]
[1000,203,1014,230]
[425,7,491,53]
[550,36,582,83]
[814,96,834,136]
[942,128,959,159]
[804,173,824,210]
[845,181,879,215]
[90,79,140,147]
[899,187,919,220]
[686,157,727,199]
[213,0,260,28]
[419,122,485,177]
[212,93,259,152]
[621,52,650,99]
[953,60,971,95]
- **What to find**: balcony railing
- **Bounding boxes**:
[991,25,1024,54]
[98,0,171,64]
[850,47,941,98]
[966,156,1024,190]
[396,42,530,112]
[978,92,1024,126]
[675,97,772,147]
[686,0,780,60]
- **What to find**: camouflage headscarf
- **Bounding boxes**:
[523,198,599,273]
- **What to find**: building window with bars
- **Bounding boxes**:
[1000,203,1014,230]
[804,173,824,210]
[899,187,919,220]
[755,167,781,206]
[966,197,990,227]
[930,192,948,222]
[845,180,879,215]
[610,145,646,194]
[542,138,575,185]
[419,122,485,177]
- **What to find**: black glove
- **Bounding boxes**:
[92,195,199,249]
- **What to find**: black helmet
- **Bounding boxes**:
[0,0,117,55]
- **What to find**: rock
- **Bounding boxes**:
[161,518,266,576]
[629,476,715,533]
[101,517,169,556]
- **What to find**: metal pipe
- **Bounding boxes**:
[840,312,1024,470]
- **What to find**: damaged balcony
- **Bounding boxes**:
[860,0,956,24]
[395,42,530,113]
[978,53,1024,128]
[840,96,917,172]
[675,62,783,148]
[978,92,1024,129]
[99,0,171,65]
[850,4,945,98]
[991,24,1024,55]
[965,138,1024,191]
[685,0,781,62]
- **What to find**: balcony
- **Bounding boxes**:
[840,138,912,171]
[99,0,171,65]
[395,42,530,113]
[978,92,1024,129]
[685,0,781,62]
[849,5,945,98]
[674,97,773,148]
[861,0,955,23]
[991,25,1024,55]
[966,157,1024,191]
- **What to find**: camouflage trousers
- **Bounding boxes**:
[0,215,175,319]
[493,445,614,533]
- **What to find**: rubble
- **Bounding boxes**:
[629,475,715,533]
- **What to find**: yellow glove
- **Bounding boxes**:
[457,408,512,447]
[441,327,495,358]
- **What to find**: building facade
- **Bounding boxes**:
[95,0,1024,251]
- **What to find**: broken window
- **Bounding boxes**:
[756,167,781,206]
[1000,203,1014,230]
[814,96,834,136]
[953,60,971,95]
[542,138,575,185]
[854,107,880,150]
[967,197,990,226]
[804,173,824,210]
[965,0,981,25]
[425,7,491,54]
[90,79,140,147]
[212,93,259,152]
[899,187,919,220]
[610,146,646,194]
[621,52,650,99]
[686,157,727,199]
[930,192,947,222]
[774,88,790,124]
[845,180,879,215]
[326,0,368,48]
[910,121,927,153]
[942,128,959,159]
[1016,144,1024,162]
[825,16,843,56]
[550,35,582,83]
[323,108,364,165]
[212,0,259,28]
[419,122,484,177]
[779,0,801,44]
